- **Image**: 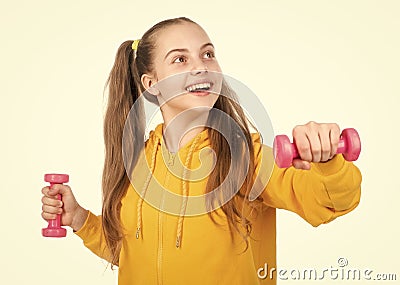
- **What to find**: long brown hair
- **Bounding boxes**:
[102,17,259,266]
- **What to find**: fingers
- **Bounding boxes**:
[292,122,341,165]
[47,184,71,196]
[42,204,63,215]
[41,195,63,208]
[293,130,313,162]
[319,126,332,162]
[293,122,322,162]
[41,195,63,220]
[41,203,63,220]
[41,185,68,221]
[329,124,340,159]
[42,211,61,221]
[307,130,323,162]
[41,186,58,199]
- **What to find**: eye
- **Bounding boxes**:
[203,51,215,59]
[173,56,187,63]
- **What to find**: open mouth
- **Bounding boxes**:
[185,82,212,93]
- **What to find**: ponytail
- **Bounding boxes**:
[101,17,229,267]
[102,40,145,266]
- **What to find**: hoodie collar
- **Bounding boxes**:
[149,123,211,154]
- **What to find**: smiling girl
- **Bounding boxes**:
[41,17,362,285]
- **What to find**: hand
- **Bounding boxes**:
[292,121,340,170]
[41,184,88,231]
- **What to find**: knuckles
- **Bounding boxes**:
[294,121,340,134]
[329,122,340,131]
[291,121,340,163]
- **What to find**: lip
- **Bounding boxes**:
[190,90,211,97]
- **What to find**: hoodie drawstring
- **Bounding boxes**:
[176,134,202,248]
[136,136,160,239]
[135,131,202,249]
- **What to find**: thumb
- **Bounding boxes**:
[292,159,311,170]
[48,184,71,196]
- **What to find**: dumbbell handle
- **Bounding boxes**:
[290,139,347,159]
[48,182,62,229]
[42,173,68,237]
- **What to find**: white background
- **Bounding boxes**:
[1,0,399,284]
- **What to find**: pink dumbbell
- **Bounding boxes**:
[42,173,69,237]
[273,128,361,168]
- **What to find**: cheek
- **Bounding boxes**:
[208,61,222,73]
[152,60,177,82]
[156,72,187,102]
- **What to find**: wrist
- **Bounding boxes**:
[71,206,89,232]
[312,154,346,175]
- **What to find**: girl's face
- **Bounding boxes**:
[141,22,223,120]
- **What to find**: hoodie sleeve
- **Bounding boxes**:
[74,211,114,264]
[251,133,362,226]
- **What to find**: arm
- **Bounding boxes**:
[252,130,362,226]
[40,183,114,263]
[73,211,115,264]
[265,155,361,226]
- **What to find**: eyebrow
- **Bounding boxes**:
[164,43,215,61]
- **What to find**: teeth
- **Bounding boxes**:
[186,82,211,92]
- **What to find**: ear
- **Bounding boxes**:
[141,73,160,96]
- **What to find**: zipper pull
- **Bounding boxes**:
[168,152,176,166]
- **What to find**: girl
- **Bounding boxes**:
[41,17,362,285]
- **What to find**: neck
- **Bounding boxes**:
[161,107,210,153]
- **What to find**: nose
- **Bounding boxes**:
[190,58,208,75]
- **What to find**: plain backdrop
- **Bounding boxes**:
[1,0,399,284]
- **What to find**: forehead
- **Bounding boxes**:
[154,22,212,54]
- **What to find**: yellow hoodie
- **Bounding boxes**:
[75,123,362,285]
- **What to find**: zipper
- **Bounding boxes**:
[157,192,165,285]
[157,149,175,285]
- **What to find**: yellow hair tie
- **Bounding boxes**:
[132,39,140,51]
